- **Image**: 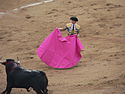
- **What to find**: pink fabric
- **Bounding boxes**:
[37,28,84,69]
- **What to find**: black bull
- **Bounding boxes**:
[0,59,48,94]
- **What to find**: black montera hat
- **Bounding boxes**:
[70,16,78,21]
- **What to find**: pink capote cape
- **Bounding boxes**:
[37,28,84,69]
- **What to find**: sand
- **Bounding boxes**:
[0,0,125,94]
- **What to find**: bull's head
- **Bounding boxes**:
[0,59,21,74]
[0,59,20,66]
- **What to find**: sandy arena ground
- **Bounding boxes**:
[0,0,125,94]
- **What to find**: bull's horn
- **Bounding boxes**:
[17,61,21,63]
[0,62,3,64]
[17,57,21,63]
[0,61,5,64]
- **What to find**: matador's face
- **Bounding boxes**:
[71,20,77,24]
